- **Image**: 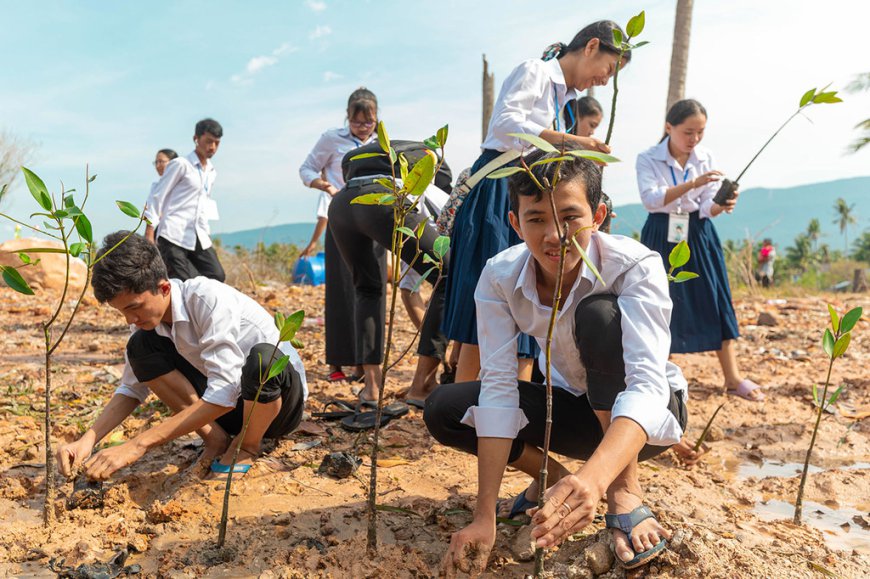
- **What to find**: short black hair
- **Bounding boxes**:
[195,118,223,139]
[508,148,602,216]
[91,232,167,303]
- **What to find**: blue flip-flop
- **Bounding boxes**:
[498,486,537,520]
[605,505,667,569]
[210,459,252,474]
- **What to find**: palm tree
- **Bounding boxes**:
[666,0,694,112]
[806,218,821,252]
[785,233,816,273]
[846,73,870,153]
[833,198,857,254]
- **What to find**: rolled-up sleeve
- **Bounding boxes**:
[697,151,720,220]
[489,61,550,152]
[299,133,334,187]
[636,152,669,212]
[189,293,246,408]
[144,159,184,227]
[460,265,529,438]
[612,254,684,446]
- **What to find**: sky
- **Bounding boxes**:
[1,0,868,241]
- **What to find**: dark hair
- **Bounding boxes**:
[599,192,614,233]
[195,118,223,139]
[157,148,178,160]
[542,21,630,63]
[659,99,707,143]
[347,87,378,122]
[508,148,602,215]
[564,95,604,134]
[91,232,167,303]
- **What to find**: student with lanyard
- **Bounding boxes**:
[442,21,623,385]
[636,99,764,463]
[145,119,226,283]
[299,88,379,384]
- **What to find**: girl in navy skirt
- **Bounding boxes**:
[445,21,625,382]
[636,99,766,412]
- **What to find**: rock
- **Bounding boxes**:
[585,541,614,575]
[509,525,535,562]
[259,571,276,579]
[0,238,88,292]
[705,425,725,442]
[756,312,778,326]
[317,452,361,479]
[566,565,594,579]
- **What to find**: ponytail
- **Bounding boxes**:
[542,20,629,63]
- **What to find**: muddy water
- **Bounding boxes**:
[754,499,870,555]
[723,458,870,479]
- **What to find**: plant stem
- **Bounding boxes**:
[604,53,624,146]
[693,402,726,452]
[43,325,56,528]
[793,347,835,524]
[0,213,62,240]
[735,108,804,183]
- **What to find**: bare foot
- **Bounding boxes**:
[200,428,230,465]
[671,437,709,467]
[206,447,258,481]
[496,481,539,518]
[607,487,670,565]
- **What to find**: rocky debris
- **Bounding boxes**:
[67,476,103,510]
[757,312,778,326]
[584,540,614,575]
[317,452,361,479]
[509,524,535,562]
[48,549,141,578]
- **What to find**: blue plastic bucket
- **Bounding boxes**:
[293,252,326,286]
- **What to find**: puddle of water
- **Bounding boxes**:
[755,499,870,555]
[724,458,870,480]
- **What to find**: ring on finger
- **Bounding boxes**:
[557,502,572,518]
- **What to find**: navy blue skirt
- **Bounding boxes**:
[641,211,739,354]
[442,149,538,358]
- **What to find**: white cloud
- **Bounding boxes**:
[246,55,278,74]
[306,0,326,12]
[309,25,332,39]
[230,42,296,85]
[323,71,342,82]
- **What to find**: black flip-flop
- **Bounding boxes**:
[340,411,392,432]
[405,399,426,410]
[382,401,409,418]
[312,399,356,421]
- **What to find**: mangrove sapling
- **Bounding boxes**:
[793,304,862,524]
[217,310,304,547]
[693,402,725,453]
[603,11,649,146]
[347,122,451,553]
[0,166,146,526]
[712,86,843,205]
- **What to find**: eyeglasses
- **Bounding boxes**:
[349,120,376,128]
[153,159,169,166]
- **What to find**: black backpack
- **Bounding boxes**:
[341,140,452,194]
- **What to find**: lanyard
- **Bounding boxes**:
[669,165,690,214]
[197,165,210,195]
[552,87,575,134]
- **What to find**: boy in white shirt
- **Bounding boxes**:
[55,232,307,480]
[425,151,688,573]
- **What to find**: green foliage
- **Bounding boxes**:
[22,167,52,211]
[851,230,870,263]
[507,132,557,153]
[666,240,698,283]
[0,265,34,295]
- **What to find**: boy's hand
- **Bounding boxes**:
[56,436,96,478]
[441,517,495,578]
[529,474,601,548]
[84,440,147,480]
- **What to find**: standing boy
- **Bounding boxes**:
[56,232,307,480]
[145,118,226,282]
[425,151,688,573]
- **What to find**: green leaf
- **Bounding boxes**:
[290,337,304,349]
[673,271,699,283]
[13,246,67,254]
[0,184,7,200]
[379,194,396,205]
[375,177,395,190]
[404,151,436,199]
[799,88,817,107]
[274,312,285,330]
[412,266,437,292]
[570,236,604,285]
[827,304,840,333]
[266,355,291,381]
[87,174,97,183]
[486,167,525,179]
[351,192,393,206]
[64,195,75,208]
[506,132,557,153]
[423,136,440,150]
[17,253,32,265]
[398,153,409,183]
[415,220,427,239]
[422,253,436,264]
[827,384,845,407]
[279,309,305,343]
[68,242,87,257]
[116,200,141,218]
[612,28,623,47]
[350,152,385,161]
[433,236,450,259]
[74,213,93,243]
[22,167,52,211]
[53,209,69,219]
[388,147,398,165]
[832,332,851,358]
[822,328,835,357]
[566,150,621,164]
[65,206,83,217]
[529,156,574,168]
[812,91,843,104]
[840,307,862,333]
[625,11,645,38]
[1,265,34,295]
[376,121,391,154]
[812,383,819,404]
[669,240,691,269]
[396,226,415,238]
[436,125,449,148]
[631,40,650,49]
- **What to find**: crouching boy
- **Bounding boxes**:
[424,151,688,573]
[56,231,307,480]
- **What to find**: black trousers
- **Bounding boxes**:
[157,236,226,283]
[324,225,364,367]
[126,330,304,439]
[424,295,687,463]
[328,179,449,363]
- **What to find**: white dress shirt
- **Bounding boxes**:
[299,126,377,219]
[463,232,687,447]
[144,151,217,250]
[636,138,721,219]
[481,58,579,152]
[115,278,308,408]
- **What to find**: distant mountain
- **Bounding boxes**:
[215,177,869,251]
[609,176,869,247]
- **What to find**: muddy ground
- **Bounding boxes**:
[0,283,867,578]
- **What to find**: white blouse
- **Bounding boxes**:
[635,138,721,219]
[481,58,578,152]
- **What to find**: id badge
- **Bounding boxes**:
[204,198,220,221]
[667,212,689,243]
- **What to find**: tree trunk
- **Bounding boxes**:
[482,54,494,142]
[853,268,868,292]
[666,0,694,113]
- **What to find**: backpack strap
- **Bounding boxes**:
[454,150,522,195]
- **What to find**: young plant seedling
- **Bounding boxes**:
[0,166,146,526]
[793,304,861,524]
[604,11,649,146]
[713,87,843,205]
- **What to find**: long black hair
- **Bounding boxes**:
[541,21,630,63]
[660,99,707,143]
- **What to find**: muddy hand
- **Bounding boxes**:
[56,436,96,478]
[441,519,494,578]
[84,440,146,481]
[529,474,599,548]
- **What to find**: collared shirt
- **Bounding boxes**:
[144,151,217,250]
[463,232,687,447]
[115,278,308,408]
[481,58,579,152]
[299,126,377,219]
[636,138,720,219]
